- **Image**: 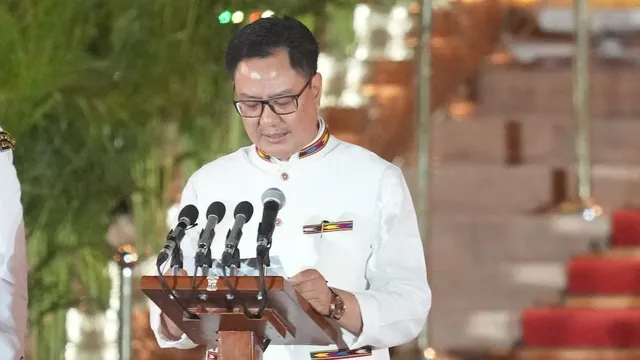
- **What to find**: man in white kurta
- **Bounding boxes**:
[150,15,430,360]
[0,127,28,360]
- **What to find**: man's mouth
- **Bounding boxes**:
[263,132,289,143]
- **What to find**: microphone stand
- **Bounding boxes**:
[202,247,213,276]
[254,222,272,318]
[229,248,241,274]
[170,241,184,275]
[156,232,198,320]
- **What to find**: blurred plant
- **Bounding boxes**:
[0,0,359,358]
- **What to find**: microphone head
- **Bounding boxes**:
[261,187,286,210]
[178,204,199,226]
[234,201,254,222]
[206,201,226,221]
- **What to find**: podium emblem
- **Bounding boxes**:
[206,349,219,359]
[206,275,219,291]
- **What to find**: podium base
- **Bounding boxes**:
[217,331,264,360]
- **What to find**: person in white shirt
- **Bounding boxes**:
[0,127,28,360]
[150,16,431,360]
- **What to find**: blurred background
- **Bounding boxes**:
[2,0,640,358]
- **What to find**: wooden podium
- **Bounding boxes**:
[141,275,342,360]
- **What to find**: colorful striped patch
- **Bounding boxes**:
[310,346,372,359]
[303,220,353,235]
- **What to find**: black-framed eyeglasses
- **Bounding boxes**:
[233,76,313,118]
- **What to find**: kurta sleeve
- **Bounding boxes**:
[148,176,200,349]
[350,165,431,349]
[0,138,28,360]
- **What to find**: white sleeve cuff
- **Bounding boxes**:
[349,291,382,349]
[148,300,198,350]
[156,332,199,350]
[348,288,430,350]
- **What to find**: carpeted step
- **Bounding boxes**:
[522,308,640,347]
[518,348,640,360]
[567,257,640,295]
[611,210,640,247]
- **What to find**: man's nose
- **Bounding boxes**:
[260,105,281,126]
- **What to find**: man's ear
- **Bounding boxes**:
[311,72,323,107]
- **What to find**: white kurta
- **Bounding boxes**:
[0,127,27,360]
[149,121,431,360]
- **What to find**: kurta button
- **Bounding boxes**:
[275,218,282,226]
[280,172,289,181]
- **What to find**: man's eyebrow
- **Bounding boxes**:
[268,89,294,98]
[237,89,294,100]
[236,93,262,100]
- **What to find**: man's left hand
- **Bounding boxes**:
[289,269,332,316]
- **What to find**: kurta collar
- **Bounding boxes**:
[253,118,332,164]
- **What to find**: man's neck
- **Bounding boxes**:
[266,121,323,162]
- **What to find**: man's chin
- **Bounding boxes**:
[259,141,296,160]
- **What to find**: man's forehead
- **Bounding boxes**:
[235,56,296,79]
[234,64,303,99]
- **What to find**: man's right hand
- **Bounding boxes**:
[159,267,188,341]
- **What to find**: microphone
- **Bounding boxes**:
[195,201,226,268]
[256,188,286,259]
[221,201,254,267]
[156,204,199,267]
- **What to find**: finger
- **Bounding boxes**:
[298,290,325,303]
[289,269,321,284]
[294,280,322,294]
[289,275,302,285]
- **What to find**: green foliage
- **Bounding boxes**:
[0,0,359,357]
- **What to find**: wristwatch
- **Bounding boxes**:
[326,287,346,320]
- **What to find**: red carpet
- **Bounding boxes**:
[567,257,640,295]
[522,308,640,347]
[521,209,640,351]
[611,210,640,247]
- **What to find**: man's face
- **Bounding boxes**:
[233,48,322,160]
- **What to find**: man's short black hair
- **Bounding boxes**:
[224,16,319,79]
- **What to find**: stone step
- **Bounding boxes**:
[430,214,600,264]
[403,164,640,214]
[431,309,523,349]
[596,247,640,257]
[567,295,640,308]
[431,117,640,166]
[424,211,633,350]
[426,164,556,213]
[566,165,640,213]
[427,213,599,350]
[477,61,640,117]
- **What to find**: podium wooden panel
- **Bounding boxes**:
[141,275,341,359]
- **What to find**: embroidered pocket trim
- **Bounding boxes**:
[303,220,353,235]
[310,346,372,359]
